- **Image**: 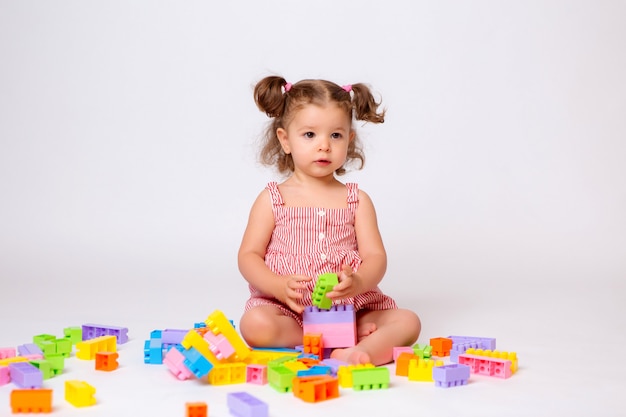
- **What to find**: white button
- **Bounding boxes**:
[318,232,325,240]
[318,210,326,216]
[320,254,327,261]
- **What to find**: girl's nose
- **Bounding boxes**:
[318,137,331,151]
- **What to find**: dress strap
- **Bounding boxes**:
[346,183,359,209]
[266,182,284,207]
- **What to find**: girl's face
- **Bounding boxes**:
[277,103,355,179]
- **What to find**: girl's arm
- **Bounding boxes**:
[238,190,311,313]
[327,190,387,299]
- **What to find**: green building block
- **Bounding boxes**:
[29,359,52,380]
[312,273,338,310]
[412,344,432,359]
[268,365,295,393]
[45,353,65,376]
[63,326,83,345]
[352,367,390,390]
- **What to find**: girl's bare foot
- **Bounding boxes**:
[357,322,377,341]
[330,347,371,365]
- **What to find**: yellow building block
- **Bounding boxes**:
[181,330,221,365]
[0,356,29,366]
[466,348,518,373]
[284,360,309,373]
[204,310,251,362]
[408,358,443,382]
[337,363,374,388]
[208,362,247,385]
[76,336,116,360]
[65,380,96,407]
[245,349,299,365]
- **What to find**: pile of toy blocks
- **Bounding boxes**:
[1,323,127,412]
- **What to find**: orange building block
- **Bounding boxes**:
[95,352,119,371]
[10,389,53,413]
[395,352,418,377]
[186,402,208,417]
[292,375,339,403]
[303,333,324,357]
[430,337,453,357]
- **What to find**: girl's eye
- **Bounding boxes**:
[331,133,343,139]
[304,132,315,139]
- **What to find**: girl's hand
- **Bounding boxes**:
[278,275,312,314]
[326,265,362,300]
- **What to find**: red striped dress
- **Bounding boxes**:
[244,181,397,326]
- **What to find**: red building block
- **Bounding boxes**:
[95,352,119,371]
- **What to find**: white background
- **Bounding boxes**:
[1,1,624,416]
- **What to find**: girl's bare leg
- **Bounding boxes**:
[331,308,421,366]
[240,305,303,348]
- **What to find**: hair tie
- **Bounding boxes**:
[342,84,352,92]
[284,82,292,92]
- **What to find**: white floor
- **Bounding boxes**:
[1,268,624,417]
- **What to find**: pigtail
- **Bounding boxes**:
[350,83,386,124]
[254,76,289,118]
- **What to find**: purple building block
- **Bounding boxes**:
[433,364,471,388]
[448,336,496,351]
[321,358,348,376]
[17,343,43,357]
[82,323,129,344]
[9,362,43,388]
[303,304,355,324]
[227,392,268,417]
[161,329,187,345]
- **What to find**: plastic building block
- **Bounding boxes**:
[95,352,119,371]
[76,335,116,360]
[352,367,390,390]
[297,365,331,377]
[181,330,220,366]
[465,348,518,373]
[283,360,308,374]
[246,364,267,385]
[412,343,432,359]
[1,365,10,385]
[29,359,52,379]
[65,380,96,407]
[302,333,324,357]
[163,346,193,380]
[458,352,513,378]
[204,310,251,362]
[0,356,29,367]
[337,363,374,388]
[395,352,418,377]
[303,304,356,324]
[183,346,214,378]
[312,273,338,309]
[268,365,296,393]
[227,391,268,417]
[10,388,53,413]
[9,362,43,388]
[0,347,16,359]
[82,323,129,344]
[393,346,414,361]
[302,305,356,348]
[293,375,339,402]
[448,335,496,350]
[246,348,299,365]
[44,353,65,376]
[144,336,163,364]
[408,358,444,382]
[430,337,453,357]
[63,326,82,344]
[204,331,236,360]
[162,329,187,345]
[208,362,246,385]
[320,358,348,376]
[186,402,208,417]
[17,343,43,357]
[433,364,471,388]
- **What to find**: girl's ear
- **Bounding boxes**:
[277,128,291,154]
[349,130,356,142]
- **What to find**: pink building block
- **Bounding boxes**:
[0,366,10,385]
[302,322,356,348]
[246,364,268,385]
[458,353,512,379]
[204,332,236,360]
[163,347,193,381]
[0,347,16,360]
[393,346,414,361]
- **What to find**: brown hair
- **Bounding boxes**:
[253,76,385,175]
